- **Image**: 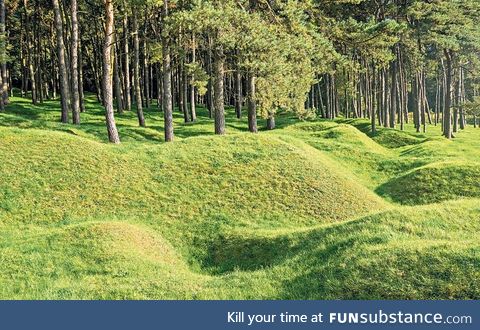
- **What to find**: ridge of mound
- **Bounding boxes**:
[0,127,387,228]
[0,127,151,223]
[376,161,480,205]
[289,121,390,154]
[337,119,426,148]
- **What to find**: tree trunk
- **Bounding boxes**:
[213,44,226,135]
[156,63,162,110]
[78,36,85,112]
[443,50,453,139]
[182,59,189,122]
[70,0,80,124]
[235,62,242,119]
[453,71,459,133]
[133,11,145,127]
[143,37,150,109]
[52,0,70,123]
[372,66,377,134]
[102,0,120,143]
[114,39,124,113]
[247,73,257,133]
[0,67,4,111]
[190,34,197,121]
[162,0,173,142]
[0,0,7,105]
[459,68,466,130]
[206,36,214,118]
[123,3,131,111]
[389,58,397,128]
[267,112,275,130]
[420,71,427,133]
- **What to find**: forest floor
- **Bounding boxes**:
[0,95,479,299]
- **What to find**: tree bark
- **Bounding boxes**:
[190,34,197,121]
[235,62,242,119]
[133,11,145,127]
[267,112,275,130]
[162,0,174,142]
[443,49,453,139]
[123,2,131,111]
[113,38,124,113]
[78,36,85,112]
[0,0,8,104]
[213,44,226,135]
[52,0,70,123]
[182,58,189,122]
[70,0,80,124]
[0,67,3,111]
[389,58,397,128]
[143,36,150,109]
[247,73,257,133]
[206,36,214,118]
[102,0,120,143]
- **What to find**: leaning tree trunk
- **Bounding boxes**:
[213,43,226,135]
[133,11,145,127]
[102,0,120,143]
[162,0,173,142]
[52,0,70,123]
[70,0,81,124]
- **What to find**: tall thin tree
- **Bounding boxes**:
[70,0,81,124]
[213,42,226,135]
[162,0,174,142]
[0,0,7,105]
[133,11,145,127]
[102,0,120,143]
[52,0,70,123]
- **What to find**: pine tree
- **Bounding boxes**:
[102,0,120,143]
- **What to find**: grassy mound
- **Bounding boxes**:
[262,200,480,300]
[1,95,480,299]
[282,121,426,189]
[0,127,151,223]
[0,221,201,299]
[377,161,480,205]
[0,127,385,227]
[1,201,478,299]
[337,118,426,148]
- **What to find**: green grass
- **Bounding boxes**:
[0,94,479,299]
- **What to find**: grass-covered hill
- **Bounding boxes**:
[0,96,479,299]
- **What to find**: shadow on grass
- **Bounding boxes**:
[194,214,384,277]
